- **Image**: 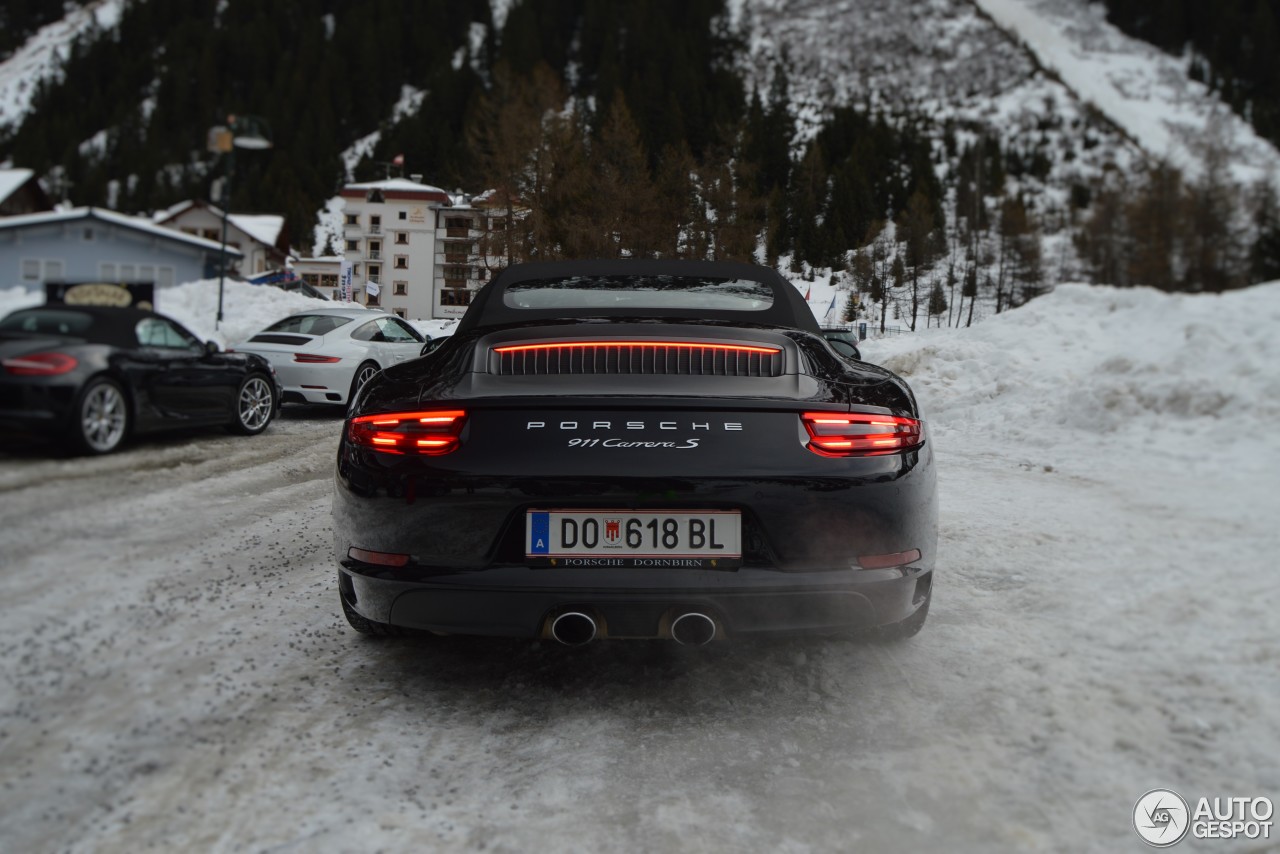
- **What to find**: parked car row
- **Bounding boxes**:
[0,302,434,455]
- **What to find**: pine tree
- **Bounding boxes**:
[927,279,948,327]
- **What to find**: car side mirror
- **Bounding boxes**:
[204,340,221,355]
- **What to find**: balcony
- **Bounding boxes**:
[368,224,382,234]
[444,226,473,238]
[368,250,382,260]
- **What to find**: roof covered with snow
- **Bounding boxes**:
[0,207,242,256]
[0,168,35,204]
[342,177,450,194]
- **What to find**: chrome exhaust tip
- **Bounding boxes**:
[671,612,717,646]
[550,611,597,646]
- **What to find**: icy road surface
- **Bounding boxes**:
[2,284,1278,853]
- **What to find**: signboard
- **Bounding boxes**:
[45,281,155,310]
[338,261,353,302]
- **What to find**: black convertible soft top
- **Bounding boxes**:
[0,304,167,349]
[456,259,820,334]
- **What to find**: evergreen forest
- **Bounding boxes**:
[1,0,1278,324]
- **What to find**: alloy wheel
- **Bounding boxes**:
[81,382,127,453]
[238,376,274,431]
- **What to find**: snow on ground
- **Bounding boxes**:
[973,0,1280,185]
[0,281,1277,851]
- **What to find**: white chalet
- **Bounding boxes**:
[338,176,500,319]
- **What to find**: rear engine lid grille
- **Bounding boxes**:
[249,333,312,346]
[490,341,784,377]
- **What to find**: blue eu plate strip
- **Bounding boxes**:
[528,512,550,554]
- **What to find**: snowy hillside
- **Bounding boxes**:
[0,1,121,131]
[740,0,1280,184]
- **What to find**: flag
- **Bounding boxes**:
[392,153,405,167]
[338,260,353,302]
[825,292,838,319]
[365,279,381,297]
[804,285,811,301]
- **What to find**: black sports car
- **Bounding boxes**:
[334,260,936,644]
[0,305,279,454]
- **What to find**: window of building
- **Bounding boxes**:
[369,215,381,234]
[366,290,380,306]
[83,227,95,241]
[444,265,470,284]
[44,260,65,281]
[302,273,319,286]
[394,281,408,296]
[394,255,408,269]
[393,308,407,318]
[120,264,136,281]
[203,229,219,241]
[440,289,473,307]
[367,264,380,282]
[398,211,407,220]
[320,274,338,288]
[99,262,117,279]
[345,213,359,225]
[395,232,408,244]
[345,239,358,251]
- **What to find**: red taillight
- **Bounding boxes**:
[2,352,78,376]
[492,341,781,355]
[801,411,922,456]
[294,353,341,363]
[348,409,467,455]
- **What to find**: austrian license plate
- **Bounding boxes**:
[526,510,742,568]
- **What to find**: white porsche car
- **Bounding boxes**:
[232,307,429,406]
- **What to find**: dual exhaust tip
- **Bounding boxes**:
[549,610,717,646]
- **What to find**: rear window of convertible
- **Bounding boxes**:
[502,275,775,312]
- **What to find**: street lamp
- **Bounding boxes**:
[207,114,272,330]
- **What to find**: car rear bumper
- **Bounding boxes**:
[339,562,931,639]
[281,386,347,405]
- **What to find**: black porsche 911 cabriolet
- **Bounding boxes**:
[333,260,936,645]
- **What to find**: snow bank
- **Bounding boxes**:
[872,283,1280,457]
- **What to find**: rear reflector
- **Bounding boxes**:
[348,547,410,567]
[294,353,341,363]
[801,411,922,456]
[856,549,922,570]
[2,352,78,376]
[348,409,467,455]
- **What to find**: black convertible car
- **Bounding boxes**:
[0,305,279,454]
[334,260,936,644]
